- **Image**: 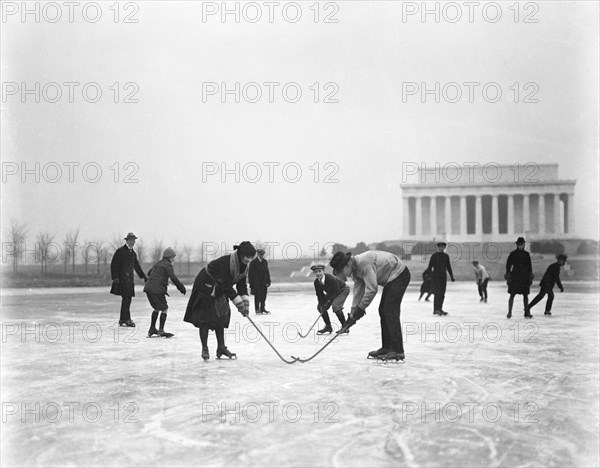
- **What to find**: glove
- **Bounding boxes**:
[345,307,366,330]
[236,302,248,316]
[451,277,455,282]
[179,285,187,295]
[266,283,271,288]
[560,287,564,293]
[243,298,250,315]
[144,277,148,283]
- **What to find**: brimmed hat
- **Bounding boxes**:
[556,254,568,261]
[515,237,526,245]
[310,263,326,272]
[163,247,176,259]
[437,241,447,247]
[124,232,138,240]
[257,248,266,255]
[330,251,351,272]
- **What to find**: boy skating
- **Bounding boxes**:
[528,254,567,316]
[144,247,187,337]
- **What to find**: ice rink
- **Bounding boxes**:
[1,281,599,467]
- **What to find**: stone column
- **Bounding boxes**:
[475,195,483,235]
[567,193,575,234]
[460,196,467,236]
[430,196,437,236]
[444,196,452,237]
[553,194,561,234]
[523,194,530,233]
[416,196,423,237]
[507,195,514,236]
[403,197,410,237]
[492,194,499,235]
[538,194,546,235]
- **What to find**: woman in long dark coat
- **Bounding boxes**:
[184,242,256,360]
[505,237,533,319]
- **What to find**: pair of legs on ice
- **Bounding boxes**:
[253,287,270,314]
[478,279,489,303]
[507,293,532,318]
[528,287,556,315]
[198,325,235,360]
[318,287,350,334]
[368,269,410,361]
[146,292,174,337]
[119,296,136,327]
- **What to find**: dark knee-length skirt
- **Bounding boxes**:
[183,269,231,330]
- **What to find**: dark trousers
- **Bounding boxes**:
[379,268,411,353]
[119,295,133,322]
[478,278,489,300]
[432,276,447,311]
[528,287,554,312]
[253,286,268,311]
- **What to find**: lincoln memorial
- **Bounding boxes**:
[401,163,576,242]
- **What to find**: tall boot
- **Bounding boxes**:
[215,326,236,359]
[335,311,348,334]
[148,311,159,337]
[317,311,333,334]
[158,312,173,337]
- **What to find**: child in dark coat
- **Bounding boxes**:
[143,247,187,337]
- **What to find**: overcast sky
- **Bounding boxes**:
[2,1,598,257]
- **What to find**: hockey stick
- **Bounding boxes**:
[297,312,323,338]
[292,323,351,363]
[245,314,299,364]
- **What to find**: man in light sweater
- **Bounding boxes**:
[330,250,411,361]
[472,260,490,303]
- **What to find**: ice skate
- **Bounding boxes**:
[316,325,333,335]
[524,313,533,319]
[376,351,405,362]
[507,312,512,319]
[367,348,388,359]
[261,309,271,315]
[216,346,237,359]
[440,310,449,316]
[158,329,174,338]
[545,311,552,315]
[433,310,442,315]
[147,327,160,338]
[119,319,136,327]
[201,347,210,361]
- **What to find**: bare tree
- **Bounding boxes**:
[36,230,55,274]
[63,228,80,274]
[182,243,194,276]
[82,240,102,274]
[94,241,104,275]
[5,220,28,273]
[151,240,164,264]
[136,239,146,267]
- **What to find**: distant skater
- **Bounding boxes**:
[248,248,271,315]
[110,232,148,327]
[144,247,187,338]
[505,237,533,319]
[425,241,455,316]
[418,269,433,302]
[528,254,567,316]
[472,261,490,303]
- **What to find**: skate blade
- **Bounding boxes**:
[216,356,237,360]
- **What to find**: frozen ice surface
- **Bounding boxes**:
[1,281,598,467]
